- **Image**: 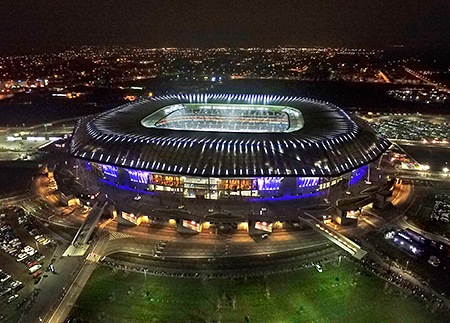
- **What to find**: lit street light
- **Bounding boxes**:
[345,175,352,195]
[365,164,372,185]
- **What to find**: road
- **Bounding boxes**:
[391,180,413,207]
[404,67,450,94]
[46,231,110,323]
[103,226,329,259]
[18,242,83,323]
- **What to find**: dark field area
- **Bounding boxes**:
[216,79,450,114]
[0,165,36,196]
[399,144,450,172]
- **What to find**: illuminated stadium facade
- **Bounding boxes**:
[70,94,390,200]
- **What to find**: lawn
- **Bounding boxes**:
[71,261,448,323]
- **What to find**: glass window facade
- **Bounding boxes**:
[87,163,364,200]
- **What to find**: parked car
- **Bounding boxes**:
[0,274,11,283]
[33,270,43,278]
[10,281,22,290]
[7,294,19,303]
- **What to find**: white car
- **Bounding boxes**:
[25,249,37,256]
[10,280,22,289]
[0,287,11,297]
[7,294,19,303]
[315,264,323,273]
[16,253,28,262]
[0,274,11,283]
[11,241,21,248]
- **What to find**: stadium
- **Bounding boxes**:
[69,94,390,203]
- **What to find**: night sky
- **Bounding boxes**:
[2,0,449,51]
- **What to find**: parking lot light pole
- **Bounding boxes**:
[324,177,332,203]
[345,175,352,195]
[213,227,218,258]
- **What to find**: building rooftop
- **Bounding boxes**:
[70,94,390,177]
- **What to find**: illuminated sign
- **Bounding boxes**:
[182,220,201,232]
[127,169,150,184]
[297,177,319,188]
[255,221,273,232]
[101,164,118,177]
[122,211,138,225]
[257,177,282,191]
[401,162,421,170]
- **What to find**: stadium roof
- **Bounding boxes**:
[70,94,390,177]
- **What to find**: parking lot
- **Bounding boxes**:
[0,207,57,322]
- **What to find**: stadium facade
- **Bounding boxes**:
[70,94,390,200]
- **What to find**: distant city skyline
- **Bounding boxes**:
[1,0,449,52]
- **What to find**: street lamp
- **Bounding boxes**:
[376,154,384,171]
[324,177,332,203]
[74,164,79,180]
[345,175,352,195]
[365,164,372,185]
[213,226,218,258]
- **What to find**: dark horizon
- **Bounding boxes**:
[2,0,449,53]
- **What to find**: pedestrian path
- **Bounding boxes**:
[109,231,135,241]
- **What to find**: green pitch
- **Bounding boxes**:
[71,261,447,322]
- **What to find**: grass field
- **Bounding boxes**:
[71,261,449,323]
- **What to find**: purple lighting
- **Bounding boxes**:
[257,177,282,191]
[98,178,155,196]
[297,177,319,188]
[126,169,150,184]
[101,164,118,177]
[349,165,367,186]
